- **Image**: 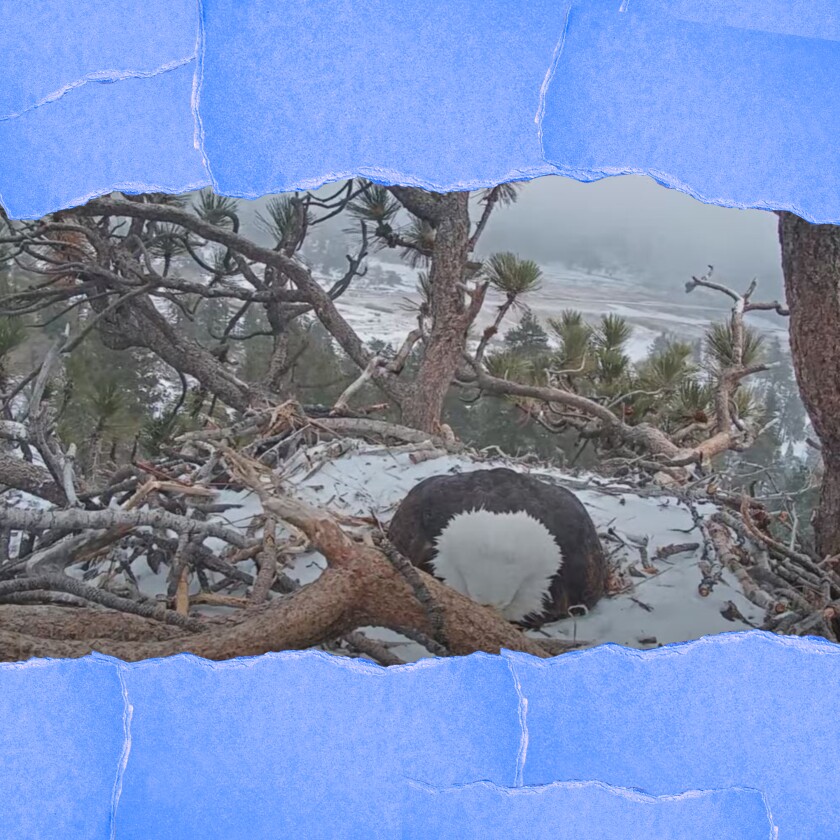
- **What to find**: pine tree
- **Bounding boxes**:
[503,309,550,356]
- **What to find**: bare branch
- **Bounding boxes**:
[0,506,250,548]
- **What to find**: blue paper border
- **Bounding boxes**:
[1,3,838,837]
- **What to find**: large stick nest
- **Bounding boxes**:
[0,404,836,666]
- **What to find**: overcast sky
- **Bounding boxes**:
[236,174,785,299]
[479,175,784,297]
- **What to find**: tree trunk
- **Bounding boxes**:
[778,211,840,557]
[265,333,292,394]
[263,300,301,397]
[401,193,471,432]
[817,448,840,559]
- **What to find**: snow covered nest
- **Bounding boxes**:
[129,438,762,662]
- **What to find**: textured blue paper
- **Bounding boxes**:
[630,0,840,40]
[2,2,840,837]
[1,2,837,221]
[0,62,210,220]
[111,651,522,838]
[2,637,816,837]
[540,4,840,223]
[195,0,566,196]
[0,657,127,840]
[404,780,775,839]
[0,0,199,119]
[507,631,840,839]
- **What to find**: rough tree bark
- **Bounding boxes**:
[0,454,68,506]
[393,192,470,431]
[778,211,840,558]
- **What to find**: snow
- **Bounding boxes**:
[0,433,766,661]
[332,257,787,364]
[790,439,809,461]
[188,440,764,660]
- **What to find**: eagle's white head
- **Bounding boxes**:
[430,507,563,623]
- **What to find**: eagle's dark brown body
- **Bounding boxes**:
[387,467,608,627]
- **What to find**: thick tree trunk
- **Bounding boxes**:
[817,449,840,558]
[401,193,471,432]
[262,288,305,396]
[265,335,291,394]
[778,211,840,557]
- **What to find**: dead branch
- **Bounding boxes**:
[0,573,204,631]
[249,515,277,606]
[0,505,250,549]
[372,531,449,653]
[339,631,406,667]
[738,493,815,569]
[686,267,789,317]
[706,519,779,613]
[332,356,382,415]
[0,454,68,506]
[314,417,463,451]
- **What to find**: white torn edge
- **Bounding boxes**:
[0,0,212,220]
[534,2,573,153]
[190,0,215,188]
[182,1,564,197]
[109,663,134,840]
[405,778,778,838]
[3,172,212,222]
[506,657,529,787]
[0,54,197,123]
[181,160,559,203]
[530,5,839,226]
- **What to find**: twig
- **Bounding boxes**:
[340,631,406,667]
[0,573,204,631]
[372,530,451,654]
[249,515,277,606]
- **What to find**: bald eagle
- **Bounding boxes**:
[387,468,607,628]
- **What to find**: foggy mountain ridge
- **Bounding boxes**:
[225,174,786,301]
